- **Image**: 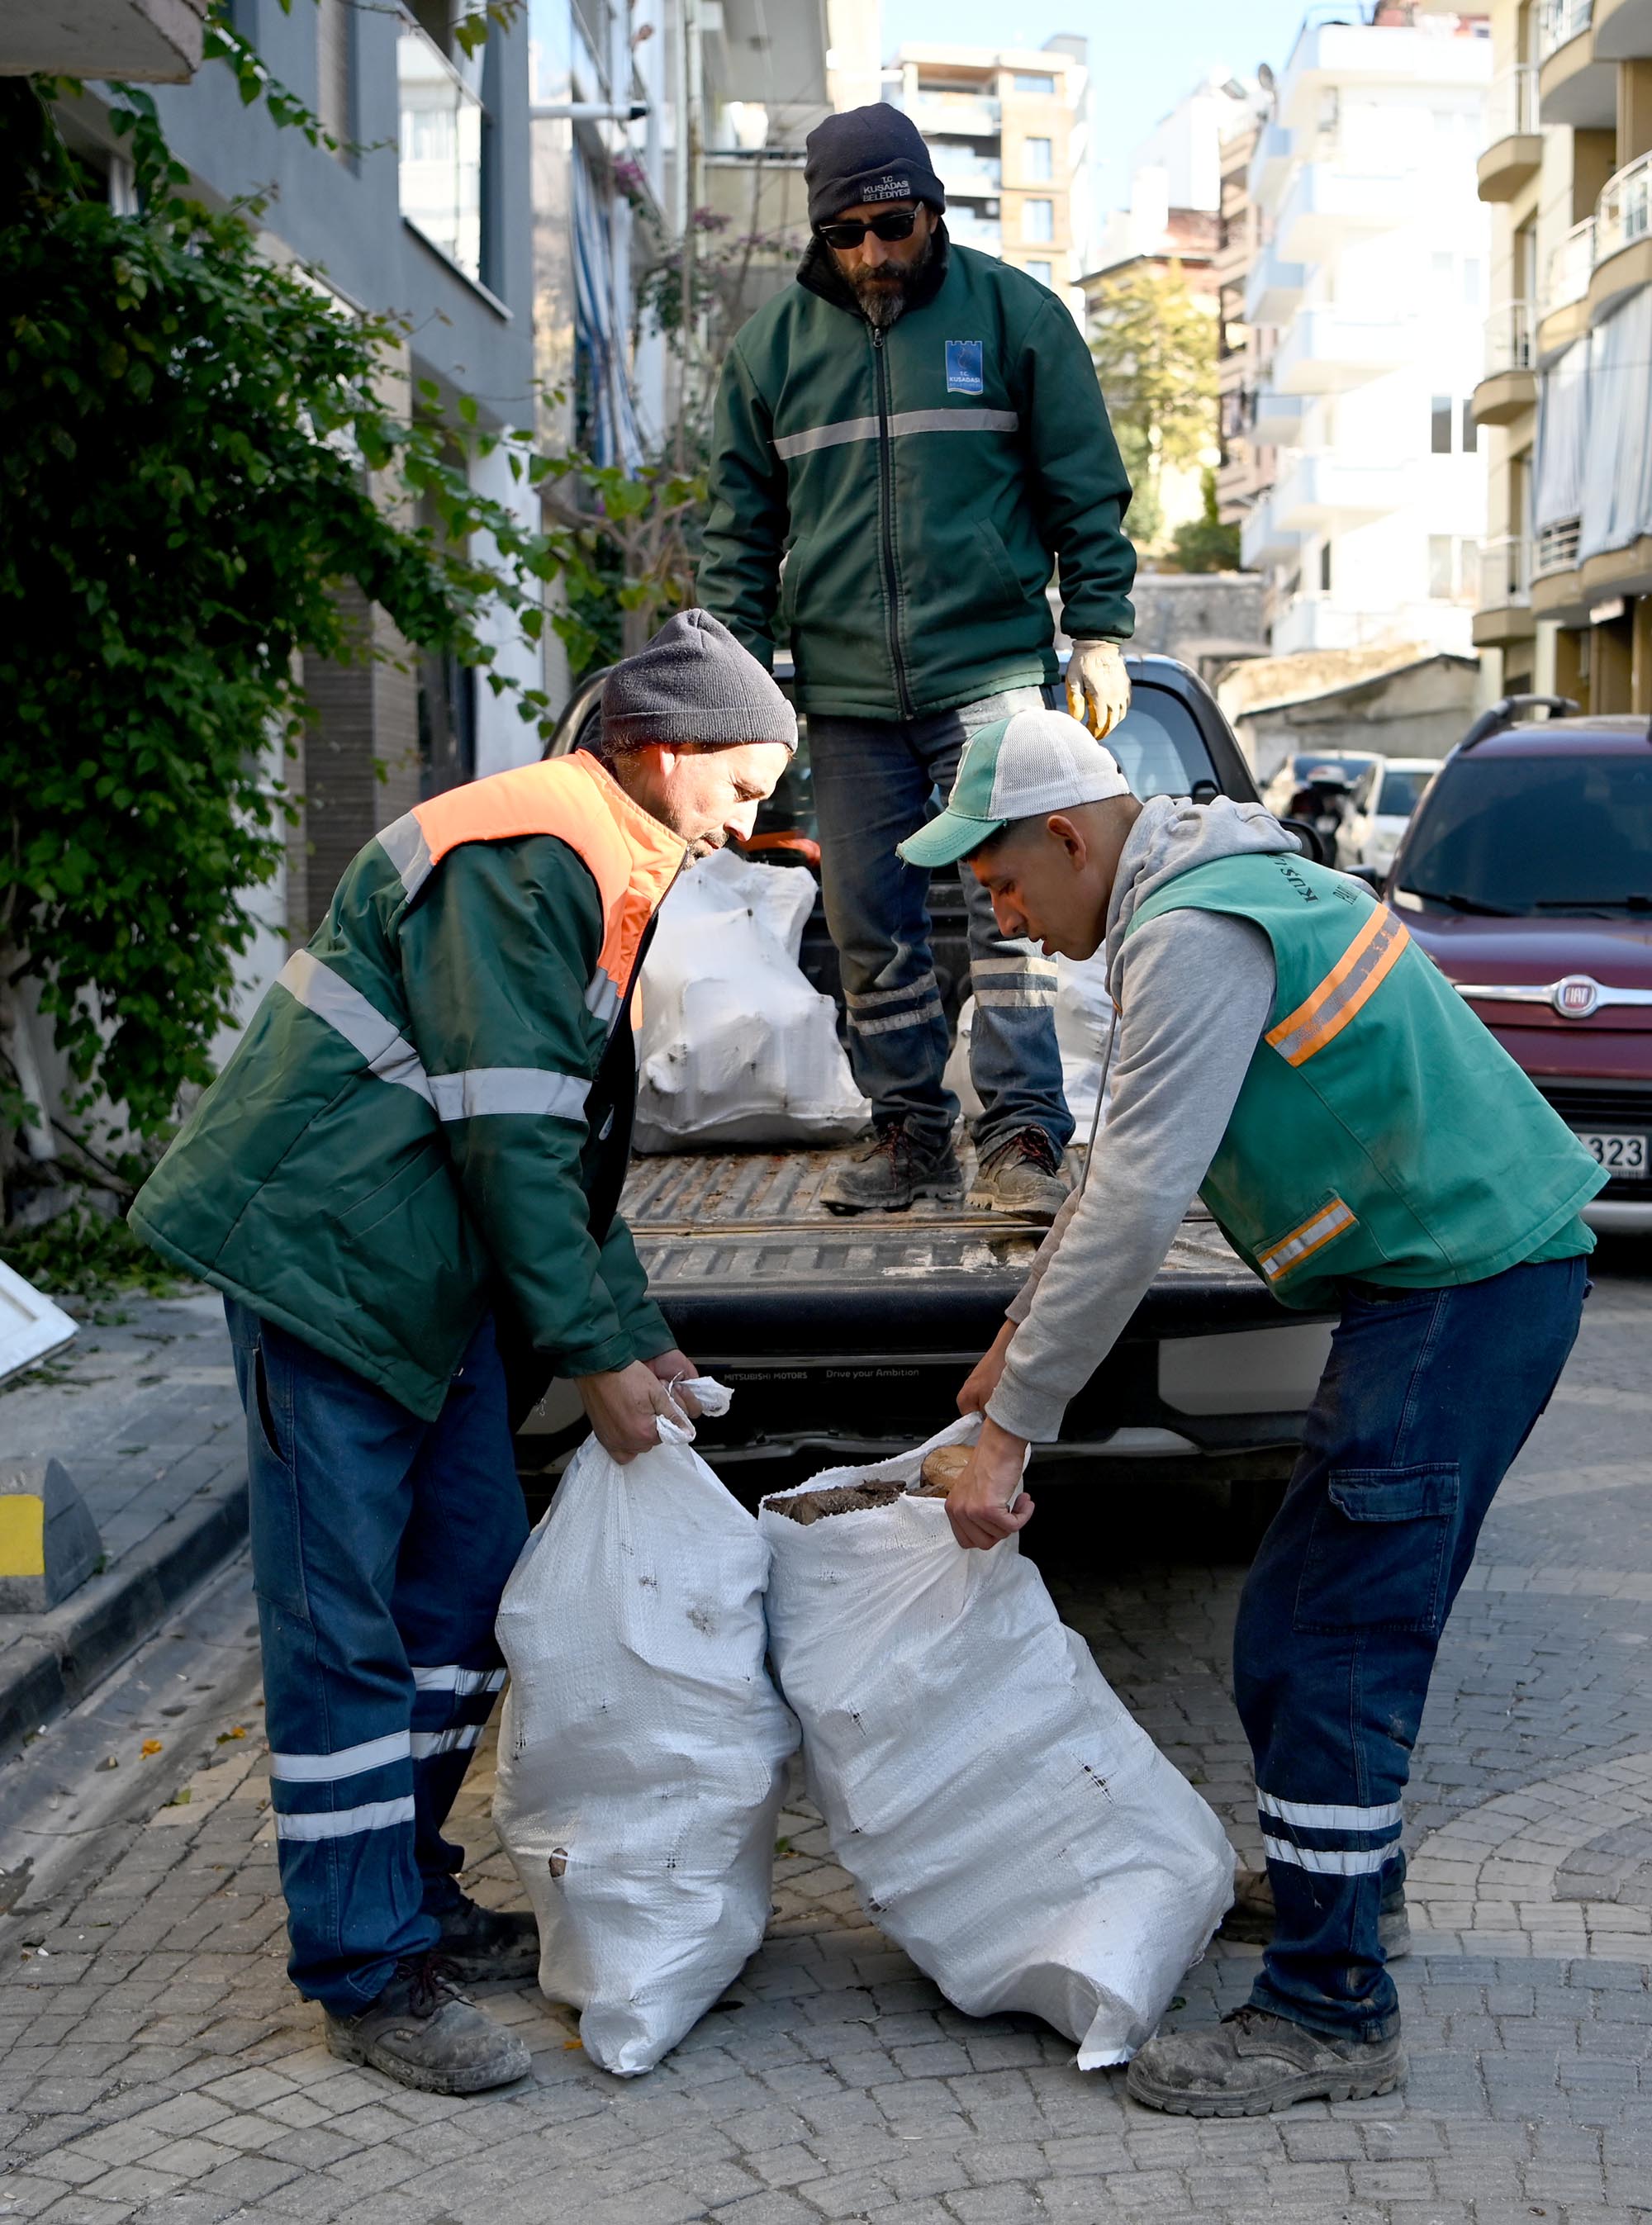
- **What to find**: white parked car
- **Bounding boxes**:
[1336,757,1441,877]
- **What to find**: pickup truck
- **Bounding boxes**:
[516,652,1333,1508]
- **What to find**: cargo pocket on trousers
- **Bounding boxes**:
[1293,1464,1460,1637]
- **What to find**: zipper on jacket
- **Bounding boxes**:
[871,328,916,720]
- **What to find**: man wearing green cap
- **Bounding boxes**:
[903,705,1602,2116]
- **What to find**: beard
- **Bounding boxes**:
[840,232,935,329]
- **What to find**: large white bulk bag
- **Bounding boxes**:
[634,847,867,1150]
[493,1382,800,2075]
[759,1421,1233,2067]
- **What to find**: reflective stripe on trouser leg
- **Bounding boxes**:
[407,1666,510,1918]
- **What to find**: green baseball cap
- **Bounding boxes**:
[898,707,1132,869]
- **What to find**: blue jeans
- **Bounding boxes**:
[809,686,1075,1159]
[1234,1255,1588,2042]
[225,1301,528,2015]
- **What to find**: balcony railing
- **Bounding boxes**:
[1479,534,1533,610]
[1536,516,1582,576]
[1541,216,1596,317]
[907,93,1000,137]
[397,6,485,282]
[1486,63,1540,142]
[1595,149,1652,266]
[1484,300,1536,377]
[1538,0,1593,60]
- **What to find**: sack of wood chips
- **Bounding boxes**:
[493,1379,799,2075]
[758,1420,1234,2068]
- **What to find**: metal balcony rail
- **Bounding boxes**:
[1537,0,1593,62]
[1484,300,1535,377]
[1536,516,1582,576]
[1486,63,1539,143]
[1542,216,1596,317]
[1595,149,1652,268]
[1479,534,1533,609]
[397,5,485,282]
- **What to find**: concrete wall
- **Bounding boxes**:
[1126,572,1269,677]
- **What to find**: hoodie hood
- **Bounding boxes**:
[1104,794,1297,992]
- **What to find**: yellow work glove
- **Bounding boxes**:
[1065,639,1132,740]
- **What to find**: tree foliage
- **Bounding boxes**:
[1089,263,1219,556]
[0,78,561,1151]
[1170,469,1242,575]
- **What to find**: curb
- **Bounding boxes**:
[0,1465,249,1760]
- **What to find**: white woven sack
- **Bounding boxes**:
[493,1380,800,2075]
[759,1420,1234,2068]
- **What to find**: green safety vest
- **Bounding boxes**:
[1127,852,1604,1309]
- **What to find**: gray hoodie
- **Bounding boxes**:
[987,794,1297,1445]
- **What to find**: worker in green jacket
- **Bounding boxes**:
[130,612,796,2097]
[904,705,1602,2117]
[699,105,1138,1223]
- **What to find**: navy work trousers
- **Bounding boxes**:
[225,1301,528,2016]
[1235,1255,1588,2042]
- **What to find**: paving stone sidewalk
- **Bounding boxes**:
[0,1295,245,1748]
[0,1268,1649,2224]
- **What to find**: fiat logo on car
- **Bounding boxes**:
[1553,975,1601,1018]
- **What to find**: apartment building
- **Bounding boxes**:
[1237,9,1493,660]
[1475,0,1652,709]
[1217,120,1280,527]
[1,0,208,77]
[884,39,1092,311]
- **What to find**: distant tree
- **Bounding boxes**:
[1088,262,1219,558]
[1170,470,1242,574]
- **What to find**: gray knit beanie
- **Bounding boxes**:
[600,609,798,756]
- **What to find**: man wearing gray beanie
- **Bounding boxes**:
[699,98,1137,1222]
[130,609,792,2099]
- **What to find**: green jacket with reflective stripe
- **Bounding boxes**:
[699,232,1137,720]
[131,832,675,1421]
[1127,853,1605,1310]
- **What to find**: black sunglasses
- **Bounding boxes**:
[816,208,919,251]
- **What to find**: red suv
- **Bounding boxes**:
[1384,702,1652,1232]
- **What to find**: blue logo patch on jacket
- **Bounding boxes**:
[945,340,985,396]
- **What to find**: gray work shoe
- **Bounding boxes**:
[1220,1866,1412,1958]
[1127,2004,1406,2118]
[437,1895,539,1984]
[325,1955,531,2095]
[968,1127,1070,1222]
[820,1122,963,1214]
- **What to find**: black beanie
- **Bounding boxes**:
[805,105,946,231]
[600,610,798,756]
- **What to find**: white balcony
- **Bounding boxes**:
[933,153,1002,198]
[1485,301,1536,377]
[1541,217,1596,318]
[1275,163,1407,263]
[1272,596,1475,658]
[398,7,486,283]
[1275,454,1406,531]
[1279,19,1491,132]
[1251,391,1307,444]
[1244,242,1305,327]
[1538,0,1594,60]
[1595,149,1652,268]
[1480,534,1533,611]
[1487,62,1540,140]
[907,93,1000,140]
[1249,123,1294,204]
[1273,308,1410,394]
[1241,492,1300,569]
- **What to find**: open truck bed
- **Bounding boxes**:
[517,1139,1333,1486]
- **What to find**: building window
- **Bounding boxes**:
[1023,198,1054,243]
[1431,396,1454,454]
[1461,399,1479,453]
[1024,259,1054,287]
[316,0,354,159]
[1023,136,1053,182]
[399,4,490,285]
[1013,72,1056,93]
[1319,541,1333,594]
[1428,535,1480,600]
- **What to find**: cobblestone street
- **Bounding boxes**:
[1,1258,1648,2225]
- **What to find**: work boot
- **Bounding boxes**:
[968,1127,1070,1222]
[1127,2004,1406,2118]
[437,1895,540,1984]
[325,1953,531,2095]
[1220,1867,1412,1958]
[820,1122,963,1214]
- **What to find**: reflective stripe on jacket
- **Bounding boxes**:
[1126,853,1605,1308]
[131,752,686,1420]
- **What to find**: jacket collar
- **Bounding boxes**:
[796,219,952,321]
[570,748,687,906]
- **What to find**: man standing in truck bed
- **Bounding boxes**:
[699,105,1137,1222]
